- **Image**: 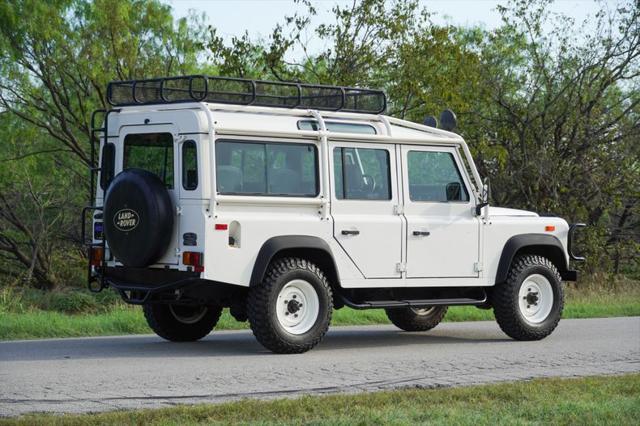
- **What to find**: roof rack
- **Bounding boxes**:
[107,75,386,114]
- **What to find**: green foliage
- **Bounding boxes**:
[0,0,207,288]
[0,0,638,290]
[1,277,638,340]
[207,0,639,275]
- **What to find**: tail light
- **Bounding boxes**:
[93,222,104,240]
[183,251,204,273]
[90,246,104,266]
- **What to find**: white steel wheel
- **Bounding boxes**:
[275,279,320,335]
[169,305,208,324]
[518,274,554,324]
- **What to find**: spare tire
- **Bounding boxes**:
[103,168,174,268]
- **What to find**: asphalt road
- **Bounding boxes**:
[1,317,639,417]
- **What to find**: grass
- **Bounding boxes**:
[2,374,639,425]
[0,275,638,341]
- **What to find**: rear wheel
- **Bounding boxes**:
[492,255,564,340]
[385,306,448,332]
[248,257,333,354]
[143,303,223,342]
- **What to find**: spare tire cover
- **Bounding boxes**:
[103,168,174,268]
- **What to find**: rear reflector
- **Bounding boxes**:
[183,251,204,273]
[90,247,104,266]
[215,224,228,231]
[545,225,556,232]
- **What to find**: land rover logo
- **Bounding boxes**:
[113,209,139,232]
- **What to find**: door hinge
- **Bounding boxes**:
[393,205,404,215]
[474,262,483,272]
[396,262,406,273]
[176,205,183,216]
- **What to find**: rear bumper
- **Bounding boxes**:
[105,267,200,304]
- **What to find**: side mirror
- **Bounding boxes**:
[446,182,462,201]
[475,177,490,216]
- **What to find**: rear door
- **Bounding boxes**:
[118,124,180,265]
[329,141,402,279]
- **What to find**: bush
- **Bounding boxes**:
[0,286,123,315]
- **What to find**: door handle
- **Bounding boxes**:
[341,230,360,236]
[412,230,430,237]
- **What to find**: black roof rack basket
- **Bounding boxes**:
[107,75,386,114]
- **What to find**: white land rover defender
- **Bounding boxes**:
[83,75,585,353]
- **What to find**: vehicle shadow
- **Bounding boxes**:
[0,324,510,362]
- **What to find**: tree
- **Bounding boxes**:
[206,0,639,274]
[0,0,207,288]
[462,0,640,272]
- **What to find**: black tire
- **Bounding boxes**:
[104,169,174,268]
[492,254,564,341]
[385,306,448,332]
[143,303,223,342]
[247,257,333,354]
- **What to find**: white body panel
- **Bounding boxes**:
[94,101,572,290]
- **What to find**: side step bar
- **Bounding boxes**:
[340,291,488,310]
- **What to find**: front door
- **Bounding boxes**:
[330,141,402,279]
[401,145,480,278]
[117,124,180,265]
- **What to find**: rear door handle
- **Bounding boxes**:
[412,230,430,237]
[341,230,360,236]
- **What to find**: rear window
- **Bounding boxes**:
[123,133,174,188]
[216,140,318,197]
[100,142,115,190]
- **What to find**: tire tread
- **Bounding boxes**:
[493,254,563,341]
[143,304,222,342]
[385,306,448,332]
[247,257,333,354]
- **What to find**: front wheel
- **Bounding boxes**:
[143,303,223,342]
[248,257,333,354]
[492,255,564,340]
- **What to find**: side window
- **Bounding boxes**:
[215,141,318,197]
[100,142,115,190]
[123,133,174,188]
[182,140,198,190]
[333,147,391,200]
[407,151,469,202]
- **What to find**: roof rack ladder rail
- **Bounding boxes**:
[378,115,392,136]
[197,104,217,217]
[248,80,257,105]
[159,78,168,102]
[89,109,106,208]
[131,80,139,104]
[88,108,118,292]
[295,83,302,108]
[310,110,330,219]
